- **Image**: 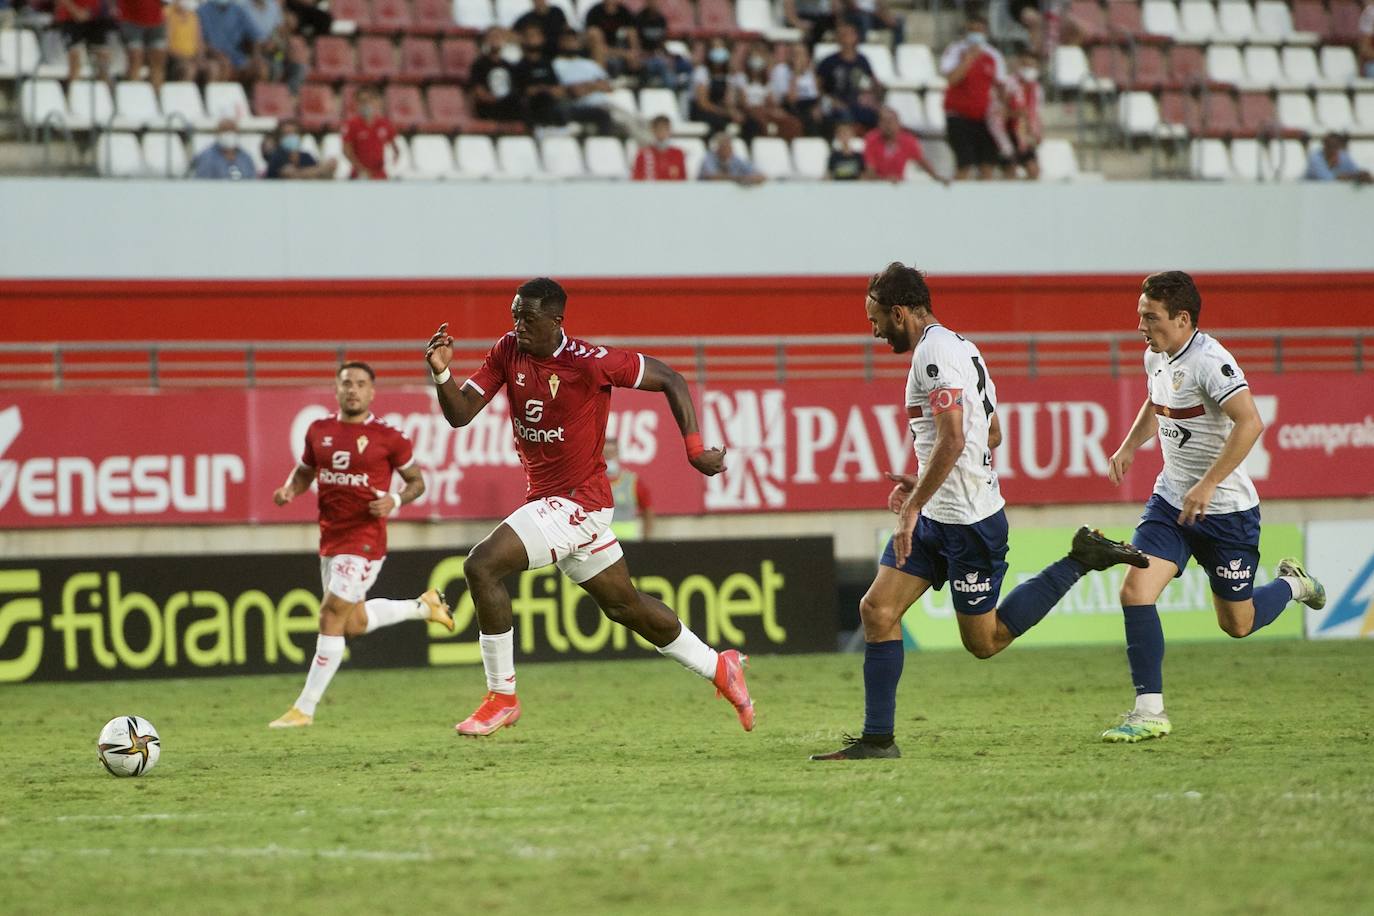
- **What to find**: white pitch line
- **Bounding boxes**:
[21,845,434,863]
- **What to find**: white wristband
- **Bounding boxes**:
[388,491,402,516]
[432,368,451,385]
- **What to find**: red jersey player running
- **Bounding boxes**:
[425,277,755,736]
[268,362,454,728]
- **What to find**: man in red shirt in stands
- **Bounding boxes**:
[55,0,115,81]
[632,115,686,180]
[341,85,399,180]
[939,8,1007,180]
[863,107,948,184]
[424,278,755,738]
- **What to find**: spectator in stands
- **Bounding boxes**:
[117,0,168,94]
[199,0,265,81]
[241,0,299,91]
[584,0,640,77]
[55,0,115,82]
[940,9,1006,180]
[817,21,880,130]
[633,115,687,179]
[827,119,865,179]
[772,42,823,136]
[783,0,843,51]
[190,117,257,179]
[513,24,566,127]
[341,85,399,179]
[1305,134,1373,183]
[284,0,332,40]
[1360,0,1374,78]
[1002,48,1043,179]
[690,39,746,135]
[849,0,904,46]
[470,28,522,123]
[1009,0,1044,55]
[637,0,689,90]
[165,0,206,81]
[864,105,947,183]
[700,132,765,184]
[733,41,802,140]
[552,28,618,136]
[513,0,569,53]
[266,117,338,178]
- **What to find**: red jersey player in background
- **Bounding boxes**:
[268,362,454,728]
[424,277,755,736]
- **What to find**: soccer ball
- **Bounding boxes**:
[97,716,161,777]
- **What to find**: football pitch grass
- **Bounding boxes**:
[4,641,1372,916]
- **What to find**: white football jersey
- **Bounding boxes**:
[904,324,1005,525]
[1144,330,1259,514]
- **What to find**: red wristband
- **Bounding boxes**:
[684,432,705,459]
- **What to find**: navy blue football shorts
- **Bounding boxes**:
[1131,493,1261,600]
[880,509,1010,615]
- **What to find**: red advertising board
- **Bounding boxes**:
[2,373,1371,528]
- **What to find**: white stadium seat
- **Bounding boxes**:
[206,82,276,131]
[159,81,211,130]
[923,89,946,133]
[453,0,496,29]
[887,89,925,131]
[1118,91,1162,136]
[674,137,707,180]
[584,136,629,178]
[1256,0,1318,45]
[539,135,586,178]
[1229,137,1264,180]
[1350,140,1374,168]
[1142,0,1182,39]
[1269,138,1310,180]
[1205,44,1244,86]
[1319,47,1360,88]
[96,131,145,177]
[1179,0,1221,41]
[494,0,533,27]
[750,136,794,179]
[454,134,500,178]
[860,44,898,86]
[67,79,114,130]
[608,87,638,117]
[1191,138,1232,179]
[405,134,458,179]
[736,0,802,40]
[1217,0,1262,42]
[19,79,68,128]
[0,27,43,78]
[320,133,352,179]
[1355,93,1374,132]
[791,136,829,179]
[1280,47,1322,90]
[1037,138,1080,180]
[385,134,414,178]
[497,135,543,178]
[1053,45,1110,93]
[1315,92,1355,132]
[1242,46,1282,90]
[639,87,708,137]
[894,43,944,90]
[1276,92,1318,133]
[113,81,161,130]
[142,132,190,178]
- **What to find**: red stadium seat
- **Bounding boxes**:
[331,0,374,28]
[1168,45,1206,89]
[696,0,737,34]
[1069,0,1109,43]
[1089,44,1129,85]
[440,37,479,81]
[385,84,426,130]
[1238,92,1276,135]
[1158,89,1188,128]
[312,36,357,82]
[357,35,398,81]
[1328,0,1361,42]
[1291,1,1328,36]
[399,36,442,82]
[1107,1,1151,40]
[1129,44,1167,90]
[252,82,297,119]
[412,0,462,35]
[1193,91,1240,137]
[299,83,341,131]
[657,0,696,36]
[369,0,414,34]
[425,84,479,131]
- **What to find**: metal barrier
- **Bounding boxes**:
[0,329,1367,390]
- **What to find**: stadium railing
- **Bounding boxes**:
[0,328,1368,389]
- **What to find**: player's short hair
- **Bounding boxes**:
[338,360,376,381]
[1141,271,1202,327]
[516,277,568,317]
[867,262,933,313]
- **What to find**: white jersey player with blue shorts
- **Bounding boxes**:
[1101,271,1326,745]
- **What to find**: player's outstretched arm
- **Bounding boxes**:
[1107,396,1158,486]
[1178,388,1263,525]
[425,322,488,429]
[273,465,316,506]
[637,356,727,476]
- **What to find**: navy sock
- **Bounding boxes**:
[1122,604,1164,695]
[1249,579,1295,633]
[996,557,1087,637]
[862,639,904,738]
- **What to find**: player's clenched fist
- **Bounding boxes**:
[272,486,294,506]
[426,322,453,374]
[1107,447,1134,486]
[690,446,728,477]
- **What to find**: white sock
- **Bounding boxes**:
[480,629,517,695]
[363,597,426,634]
[656,624,719,680]
[1134,692,1165,716]
[294,634,345,716]
[1279,575,1304,601]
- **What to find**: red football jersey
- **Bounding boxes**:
[341,115,396,179]
[464,332,645,511]
[299,413,415,557]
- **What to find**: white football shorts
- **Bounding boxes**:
[504,496,622,584]
[319,554,385,604]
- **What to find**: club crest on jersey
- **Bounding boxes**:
[516,372,526,386]
[1221,363,1235,378]
[549,374,561,399]
[1171,370,1186,391]
[322,436,333,447]
[356,435,369,453]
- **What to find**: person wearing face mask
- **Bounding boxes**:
[470,27,522,123]
[1002,49,1043,179]
[165,0,206,81]
[341,85,399,180]
[632,115,686,180]
[827,119,865,179]
[731,41,801,141]
[605,439,654,541]
[690,39,746,136]
[190,117,258,179]
[940,9,1007,180]
[265,118,338,179]
[636,0,690,90]
[198,0,265,82]
[551,28,617,136]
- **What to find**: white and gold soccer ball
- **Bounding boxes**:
[97,716,161,777]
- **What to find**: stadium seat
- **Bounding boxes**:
[235,131,269,173]
[1280,46,1322,89]
[814,42,838,64]
[358,35,399,81]
[404,133,459,178]
[750,136,793,178]
[1093,45,1133,87]
[300,83,342,132]
[1053,45,1110,92]
[413,0,462,34]
[584,136,628,178]
[159,81,212,130]
[608,87,638,117]
[1315,92,1355,132]
[1158,89,1190,130]
[1350,139,1374,166]
[371,0,414,32]
[494,0,531,26]
[142,132,190,178]
[1107,0,1149,39]
[1328,0,1362,42]
[1190,137,1232,178]
[313,36,358,81]
[96,131,144,176]
[1356,93,1374,132]
[887,89,924,130]
[400,37,443,82]
[539,135,586,177]
[860,43,898,86]
[385,84,427,130]
[1169,45,1207,89]
[923,90,946,133]
[319,133,354,178]
[1319,47,1361,89]
[206,82,275,130]
[1038,138,1080,180]
[425,84,481,131]
[1238,91,1279,135]
[1276,91,1318,133]
[1269,138,1310,179]
[675,137,707,179]
[1228,137,1265,180]
[658,0,697,34]
[440,37,479,81]
[252,83,297,121]
[790,136,829,179]
[496,134,543,178]
[386,134,415,177]
[1130,45,1168,90]
[639,87,708,136]
[454,0,496,29]
[1118,90,1164,136]
[1241,46,1281,91]
[697,0,737,33]
[1141,0,1182,39]
[1069,0,1109,42]
[1256,0,1318,44]
[0,27,43,79]
[1197,91,1241,136]
[1217,0,1262,42]
[454,134,500,177]
[112,81,162,130]
[894,43,943,90]
[66,79,114,130]
[1205,44,1243,86]
[332,0,374,28]
[735,0,801,40]
[1179,0,1221,41]
[1291,1,1329,37]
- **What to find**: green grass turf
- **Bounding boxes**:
[3,641,1372,916]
